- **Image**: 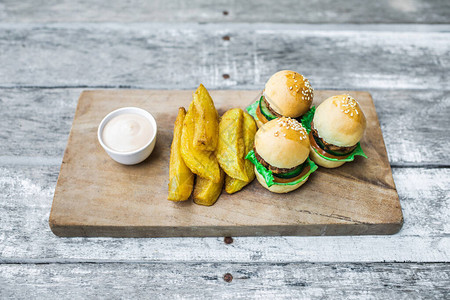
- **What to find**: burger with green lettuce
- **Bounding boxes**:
[247,70,313,128]
[246,117,317,193]
[303,95,368,168]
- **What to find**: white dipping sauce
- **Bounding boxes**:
[102,113,153,152]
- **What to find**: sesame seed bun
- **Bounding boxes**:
[264,70,313,118]
[255,166,309,193]
[255,117,310,169]
[309,145,346,168]
[313,95,366,147]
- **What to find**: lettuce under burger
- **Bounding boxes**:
[245,117,317,193]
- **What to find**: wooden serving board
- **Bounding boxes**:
[49,90,403,237]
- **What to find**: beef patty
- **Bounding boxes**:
[262,95,283,118]
[254,148,300,175]
[311,121,357,154]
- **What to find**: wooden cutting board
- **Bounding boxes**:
[49,90,403,237]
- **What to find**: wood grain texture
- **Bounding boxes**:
[0,24,449,90]
[372,89,450,167]
[1,166,449,262]
[1,88,449,166]
[1,0,449,296]
[1,263,449,299]
[1,0,449,24]
[49,90,402,237]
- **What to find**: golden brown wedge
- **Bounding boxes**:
[217,108,248,182]
[193,84,219,151]
[193,169,225,206]
[168,107,195,201]
[181,102,221,183]
[225,112,257,194]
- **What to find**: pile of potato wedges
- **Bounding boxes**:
[168,84,256,206]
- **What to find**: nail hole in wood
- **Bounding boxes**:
[222,35,230,41]
[223,74,230,79]
[224,237,233,244]
[223,273,233,282]
[223,11,229,16]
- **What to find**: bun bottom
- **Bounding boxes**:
[309,145,346,168]
[255,166,308,193]
[255,118,265,128]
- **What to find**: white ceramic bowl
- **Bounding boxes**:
[98,107,157,165]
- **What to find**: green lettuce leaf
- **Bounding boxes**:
[312,142,368,162]
[245,150,318,187]
[301,106,315,133]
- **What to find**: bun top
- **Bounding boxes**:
[254,117,310,169]
[313,95,367,147]
[264,70,313,118]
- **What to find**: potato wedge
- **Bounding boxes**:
[181,102,221,183]
[225,175,246,194]
[193,169,225,206]
[217,108,248,182]
[225,112,257,194]
[193,84,219,151]
[168,107,195,201]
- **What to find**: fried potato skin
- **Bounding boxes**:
[180,102,221,183]
[224,112,257,194]
[193,84,219,151]
[168,107,195,201]
[224,175,247,194]
[193,169,225,206]
[217,108,249,182]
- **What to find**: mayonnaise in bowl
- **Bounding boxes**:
[98,107,157,165]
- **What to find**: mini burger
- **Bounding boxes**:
[246,117,317,193]
[247,70,314,128]
[307,95,367,168]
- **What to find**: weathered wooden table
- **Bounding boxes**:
[1,1,449,298]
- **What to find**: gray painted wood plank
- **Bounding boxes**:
[1,262,449,299]
[0,24,449,90]
[1,0,450,24]
[0,88,448,165]
[1,166,449,262]
[0,2,447,293]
